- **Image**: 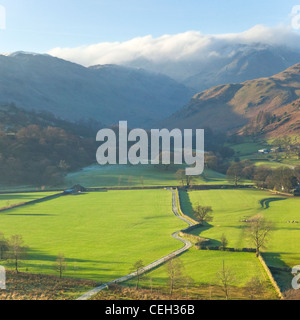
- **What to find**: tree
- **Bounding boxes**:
[253,166,272,188]
[132,260,144,290]
[248,215,274,257]
[226,162,244,186]
[176,169,193,187]
[269,167,298,192]
[193,203,213,224]
[54,253,67,278]
[167,257,184,296]
[7,235,28,273]
[219,233,228,251]
[182,275,195,297]
[245,277,265,299]
[0,233,8,260]
[215,260,235,300]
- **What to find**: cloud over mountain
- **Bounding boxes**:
[48,25,300,68]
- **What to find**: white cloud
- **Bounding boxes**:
[48,25,300,68]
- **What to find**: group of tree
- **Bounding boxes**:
[0,124,96,186]
[226,160,300,192]
[0,231,68,278]
[0,103,102,138]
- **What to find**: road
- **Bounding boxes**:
[76,188,195,300]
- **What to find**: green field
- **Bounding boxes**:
[253,160,293,169]
[1,186,298,298]
[0,190,187,282]
[0,192,59,208]
[230,142,268,156]
[180,189,300,290]
[131,249,276,298]
[64,164,229,188]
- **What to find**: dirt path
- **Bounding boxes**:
[76,188,194,300]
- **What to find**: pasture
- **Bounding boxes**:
[129,249,277,299]
[64,164,229,188]
[180,189,300,290]
[0,190,187,282]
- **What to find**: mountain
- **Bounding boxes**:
[164,63,300,137]
[0,52,193,128]
[124,44,300,91]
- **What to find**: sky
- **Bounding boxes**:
[1,0,300,54]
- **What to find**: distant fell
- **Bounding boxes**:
[164,63,300,137]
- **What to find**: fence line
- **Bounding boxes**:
[258,254,284,300]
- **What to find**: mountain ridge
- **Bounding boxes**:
[0,52,193,128]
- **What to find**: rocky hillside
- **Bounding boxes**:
[164,63,300,137]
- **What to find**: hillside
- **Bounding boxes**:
[0,104,101,137]
[0,104,97,186]
[164,63,300,137]
[0,52,193,128]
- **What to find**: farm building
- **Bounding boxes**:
[258,149,270,154]
[64,184,86,195]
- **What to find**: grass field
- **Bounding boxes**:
[99,247,278,299]
[64,164,229,188]
[0,190,187,282]
[128,248,274,288]
[229,142,268,156]
[180,189,300,290]
[0,192,59,208]
[0,186,298,299]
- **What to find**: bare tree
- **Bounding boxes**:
[7,235,28,273]
[215,260,236,300]
[226,162,244,186]
[176,169,193,187]
[245,277,265,299]
[132,260,144,290]
[193,203,213,224]
[54,253,67,278]
[219,233,228,251]
[248,215,274,257]
[167,257,184,296]
[183,275,195,297]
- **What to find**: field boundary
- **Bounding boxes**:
[76,188,193,300]
[258,254,284,300]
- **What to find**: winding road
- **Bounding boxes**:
[77,188,195,300]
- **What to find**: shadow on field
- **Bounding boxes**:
[18,249,129,280]
[260,197,287,209]
[262,252,293,292]
[27,250,126,265]
[5,213,53,216]
[178,190,194,218]
[179,189,215,244]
